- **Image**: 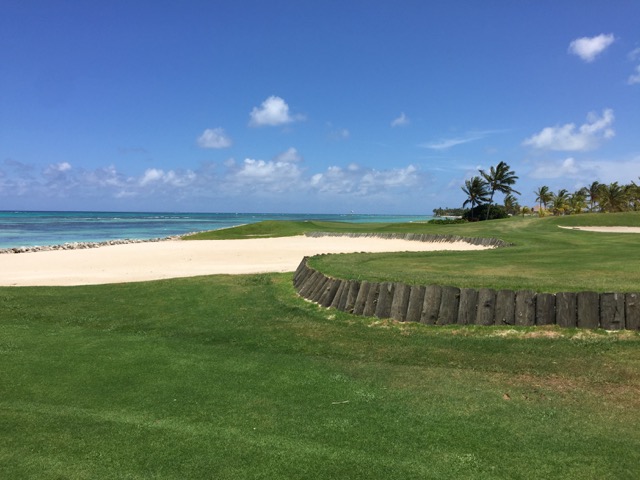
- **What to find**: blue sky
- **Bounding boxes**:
[1,1,639,214]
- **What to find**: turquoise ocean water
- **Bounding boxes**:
[0,211,432,249]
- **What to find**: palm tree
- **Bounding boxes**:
[569,188,587,214]
[626,180,640,211]
[461,176,489,220]
[586,181,601,212]
[534,185,553,214]
[503,193,520,216]
[599,182,628,212]
[551,189,570,216]
[479,161,520,220]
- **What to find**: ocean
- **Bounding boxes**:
[0,211,432,249]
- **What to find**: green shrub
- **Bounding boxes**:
[428,218,467,225]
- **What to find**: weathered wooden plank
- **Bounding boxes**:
[309,275,330,302]
[319,278,341,307]
[327,280,346,309]
[476,288,496,326]
[343,281,361,313]
[626,293,640,330]
[600,293,625,330]
[292,258,310,287]
[334,280,350,311]
[375,282,395,318]
[515,290,536,326]
[363,283,380,317]
[297,270,321,297]
[457,288,478,325]
[576,291,599,329]
[420,285,442,325]
[352,281,371,315]
[495,290,516,325]
[535,293,555,326]
[331,280,347,310]
[556,292,577,328]
[437,286,460,325]
[405,285,426,323]
[390,283,411,321]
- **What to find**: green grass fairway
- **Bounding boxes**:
[1,275,639,478]
[2,213,639,478]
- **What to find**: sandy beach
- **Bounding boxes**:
[559,226,640,233]
[0,235,489,287]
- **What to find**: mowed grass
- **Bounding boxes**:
[2,212,640,478]
[298,212,640,293]
[1,274,639,479]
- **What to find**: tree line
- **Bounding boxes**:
[533,181,640,216]
[455,161,639,220]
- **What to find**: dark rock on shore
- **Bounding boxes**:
[0,235,187,255]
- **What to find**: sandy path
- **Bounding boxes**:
[0,236,489,287]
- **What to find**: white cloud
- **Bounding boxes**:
[568,33,615,62]
[529,157,580,179]
[228,158,304,193]
[326,122,350,141]
[523,109,615,152]
[274,147,302,163]
[221,148,307,193]
[628,65,640,85]
[139,168,196,187]
[139,168,164,186]
[85,165,125,188]
[576,157,640,184]
[44,162,72,175]
[421,130,503,150]
[310,164,421,196]
[249,96,303,127]
[1,152,426,209]
[528,155,640,185]
[197,128,232,149]
[391,112,409,127]
[422,136,477,150]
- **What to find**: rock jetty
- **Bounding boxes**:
[0,235,188,255]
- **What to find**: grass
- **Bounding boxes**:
[183,219,424,240]
[2,212,640,478]
[196,212,640,293]
[1,274,639,478]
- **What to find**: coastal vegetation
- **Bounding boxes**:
[533,180,640,216]
[1,214,639,478]
[455,162,639,219]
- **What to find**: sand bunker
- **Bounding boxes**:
[0,235,490,287]
[559,226,640,233]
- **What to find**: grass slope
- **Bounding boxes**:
[1,275,639,478]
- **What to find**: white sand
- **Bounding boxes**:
[0,236,490,287]
[559,226,640,233]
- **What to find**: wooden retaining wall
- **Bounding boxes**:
[293,257,640,330]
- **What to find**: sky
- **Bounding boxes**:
[1,0,639,214]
